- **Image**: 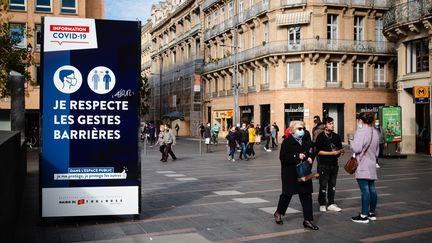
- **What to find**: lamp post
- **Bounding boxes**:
[220,43,240,126]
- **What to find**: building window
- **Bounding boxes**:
[239,33,244,50]
[374,63,385,84]
[35,24,41,51]
[327,14,337,40]
[35,64,41,86]
[239,0,244,12]
[353,63,364,83]
[9,0,26,11]
[406,38,429,73]
[263,66,269,84]
[354,16,364,42]
[327,62,338,82]
[287,62,302,86]
[61,0,77,14]
[288,26,300,48]
[171,26,176,39]
[35,0,51,12]
[251,28,255,47]
[263,22,269,44]
[187,44,192,60]
[251,70,256,86]
[375,18,384,42]
[9,23,26,48]
[228,1,233,18]
[240,72,244,88]
[172,51,176,64]
[206,14,211,29]
[213,10,218,25]
[221,6,225,22]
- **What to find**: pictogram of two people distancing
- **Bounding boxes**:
[53,65,116,94]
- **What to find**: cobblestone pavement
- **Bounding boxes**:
[15,137,432,242]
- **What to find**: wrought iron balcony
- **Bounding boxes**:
[212,91,218,97]
[353,82,368,88]
[351,0,391,8]
[383,0,432,29]
[321,0,349,5]
[248,85,257,92]
[218,90,227,97]
[281,0,307,7]
[373,81,391,88]
[203,39,395,73]
[260,83,270,90]
[202,0,217,11]
[326,81,343,88]
[151,24,200,58]
[285,80,304,88]
[204,93,212,100]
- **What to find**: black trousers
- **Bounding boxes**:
[276,193,313,221]
[318,164,339,206]
[162,143,176,160]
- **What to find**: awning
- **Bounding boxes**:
[276,11,311,26]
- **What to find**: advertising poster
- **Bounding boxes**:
[381,106,402,143]
[40,17,141,217]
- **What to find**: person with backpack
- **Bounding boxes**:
[226,126,238,162]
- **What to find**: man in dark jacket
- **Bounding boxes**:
[238,123,249,160]
[204,123,212,153]
[315,117,344,212]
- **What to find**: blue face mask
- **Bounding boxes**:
[296,130,305,138]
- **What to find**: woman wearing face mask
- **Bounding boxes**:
[273,120,318,230]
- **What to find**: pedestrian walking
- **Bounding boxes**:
[162,124,177,162]
[350,112,380,223]
[226,127,237,162]
[199,123,205,138]
[211,123,220,144]
[155,125,166,162]
[315,117,344,212]
[175,123,180,136]
[271,125,277,148]
[238,123,249,160]
[273,122,280,145]
[247,124,256,159]
[255,124,262,145]
[274,120,318,230]
[264,124,272,152]
[204,123,212,153]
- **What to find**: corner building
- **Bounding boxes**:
[0,0,104,143]
[202,0,397,141]
[149,0,204,136]
[383,0,431,154]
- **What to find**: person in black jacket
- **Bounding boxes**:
[274,120,319,230]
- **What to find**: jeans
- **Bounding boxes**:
[247,142,255,156]
[228,147,236,159]
[318,164,339,206]
[240,142,247,159]
[357,179,377,215]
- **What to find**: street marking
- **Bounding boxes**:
[165,174,186,177]
[213,190,245,196]
[232,197,269,204]
[259,206,300,214]
[156,171,176,173]
[176,177,198,181]
[378,209,432,220]
[360,227,432,243]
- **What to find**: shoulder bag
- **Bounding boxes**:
[344,128,373,174]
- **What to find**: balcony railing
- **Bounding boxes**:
[281,0,307,7]
[141,41,151,50]
[151,24,200,58]
[204,1,269,41]
[260,83,270,90]
[322,0,349,5]
[204,93,212,100]
[383,0,432,29]
[248,85,257,92]
[373,81,390,88]
[353,82,368,88]
[326,81,343,88]
[141,61,152,70]
[204,39,395,73]
[202,0,216,11]
[212,91,218,97]
[218,90,227,97]
[285,80,304,88]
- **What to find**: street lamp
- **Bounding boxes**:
[220,43,240,126]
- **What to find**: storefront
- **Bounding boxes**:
[213,109,233,136]
[356,104,384,121]
[284,103,304,129]
[240,105,254,124]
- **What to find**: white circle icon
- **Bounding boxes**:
[53,65,83,94]
[87,66,116,94]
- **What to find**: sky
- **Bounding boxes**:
[104,0,159,22]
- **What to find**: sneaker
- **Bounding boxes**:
[351,214,369,223]
[232,159,236,162]
[228,156,232,161]
[327,204,342,212]
[266,149,272,152]
[368,212,377,221]
[319,206,327,212]
[376,163,381,168]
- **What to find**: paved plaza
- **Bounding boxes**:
[15,138,432,242]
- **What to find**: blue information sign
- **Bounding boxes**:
[40,17,141,217]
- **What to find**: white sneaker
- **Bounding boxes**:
[319,206,327,212]
[376,163,381,168]
[327,204,342,212]
[232,159,236,162]
[228,156,231,161]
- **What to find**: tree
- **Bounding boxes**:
[0,0,33,97]
[139,73,151,120]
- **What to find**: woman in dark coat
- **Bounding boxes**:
[274,120,319,230]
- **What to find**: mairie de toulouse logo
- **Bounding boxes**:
[53,65,115,94]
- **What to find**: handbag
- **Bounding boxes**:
[296,160,312,182]
[344,128,373,174]
[205,137,211,144]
